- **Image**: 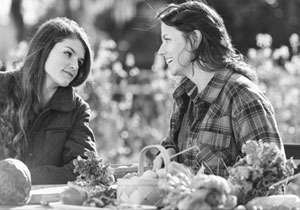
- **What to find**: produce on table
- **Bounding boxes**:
[60,141,299,209]
[158,161,237,210]
[165,160,195,179]
[72,151,115,188]
[60,185,88,206]
[60,151,117,207]
[245,194,300,210]
[227,140,297,205]
[0,158,31,205]
[117,144,171,207]
[81,186,117,208]
[286,174,300,196]
[117,168,165,206]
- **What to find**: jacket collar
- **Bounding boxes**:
[47,87,75,112]
[173,69,233,104]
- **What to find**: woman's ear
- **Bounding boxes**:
[192,30,202,49]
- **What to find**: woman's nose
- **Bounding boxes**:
[157,44,166,56]
[69,60,79,71]
[69,65,77,71]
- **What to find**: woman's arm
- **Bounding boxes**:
[161,102,182,152]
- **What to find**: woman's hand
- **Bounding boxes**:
[153,148,176,171]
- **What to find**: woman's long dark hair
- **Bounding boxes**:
[7,17,93,159]
[156,0,258,82]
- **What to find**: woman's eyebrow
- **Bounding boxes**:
[65,46,84,61]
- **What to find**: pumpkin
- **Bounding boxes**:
[0,158,31,205]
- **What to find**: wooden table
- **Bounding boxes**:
[0,203,110,210]
[0,185,157,210]
[0,203,155,210]
[0,185,71,210]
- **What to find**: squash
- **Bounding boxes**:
[0,158,31,205]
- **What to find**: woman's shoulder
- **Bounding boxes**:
[226,72,261,93]
[72,89,90,110]
[225,72,269,104]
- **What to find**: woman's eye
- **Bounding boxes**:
[64,51,72,57]
[164,38,171,43]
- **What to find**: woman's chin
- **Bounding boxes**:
[169,71,184,77]
[168,66,186,77]
[57,83,70,88]
[60,80,72,87]
[168,68,179,76]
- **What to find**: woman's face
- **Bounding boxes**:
[158,23,193,77]
[44,38,85,90]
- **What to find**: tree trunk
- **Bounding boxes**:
[10,0,24,42]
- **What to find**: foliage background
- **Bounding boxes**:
[1,0,300,164]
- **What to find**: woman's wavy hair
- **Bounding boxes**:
[11,17,93,159]
[156,0,257,82]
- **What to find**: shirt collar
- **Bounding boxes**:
[47,87,75,112]
[173,69,233,104]
[172,77,192,99]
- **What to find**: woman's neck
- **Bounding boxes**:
[186,65,216,94]
[42,83,57,108]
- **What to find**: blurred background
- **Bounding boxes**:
[1,0,300,164]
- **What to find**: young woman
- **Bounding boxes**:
[0,17,97,184]
[153,1,285,177]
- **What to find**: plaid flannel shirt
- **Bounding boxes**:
[161,68,284,177]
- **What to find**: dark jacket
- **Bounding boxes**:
[0,70,97,184]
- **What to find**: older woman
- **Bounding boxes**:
[153,1,284,177]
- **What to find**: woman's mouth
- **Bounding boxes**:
[165,58,173,64]
[63,70,74,78]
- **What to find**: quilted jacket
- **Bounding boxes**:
[0,70,97,184]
